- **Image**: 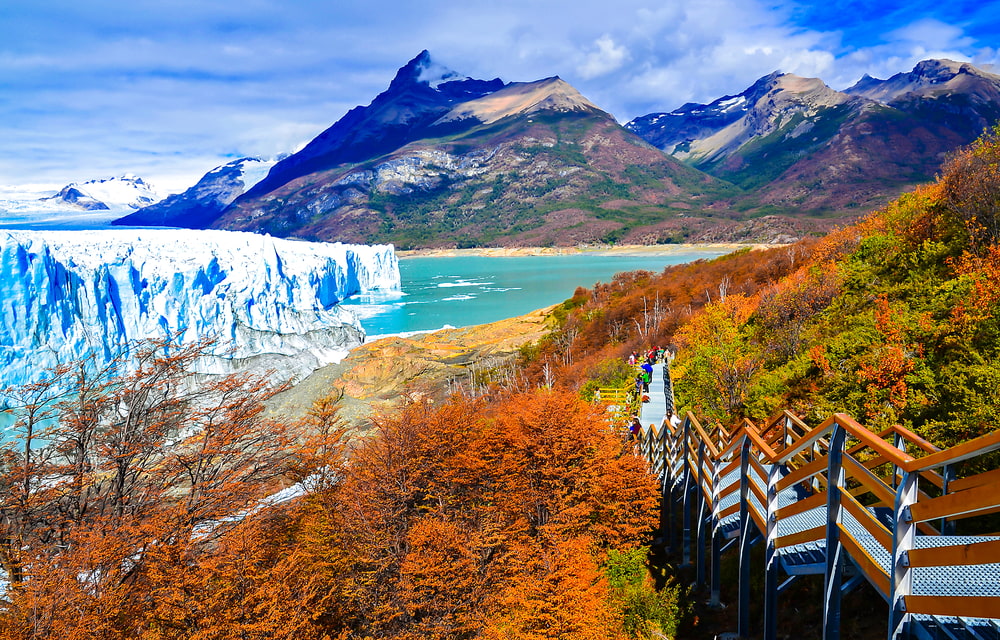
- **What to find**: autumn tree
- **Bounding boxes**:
[673,293,762,422]
[940,122,1000,250]
[0,339,332,639]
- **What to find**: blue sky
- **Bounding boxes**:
[1,0,997,194]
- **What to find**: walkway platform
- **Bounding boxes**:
[635,371,1000,640]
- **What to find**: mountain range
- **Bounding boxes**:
[116,53,1000,247]
[626,58,1000,215]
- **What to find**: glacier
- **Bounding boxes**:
[0,229,399,390]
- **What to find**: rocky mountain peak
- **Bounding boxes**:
[435,76,602,126]
[846,58,1000,104]
[911,58,969,82]
[389,50,459,90]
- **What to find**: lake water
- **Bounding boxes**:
[340,248,733,338]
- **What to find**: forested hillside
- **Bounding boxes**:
[535,124,1000,450]
[0,346,681,639]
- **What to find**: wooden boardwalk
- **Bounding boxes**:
[634,364,1000,640]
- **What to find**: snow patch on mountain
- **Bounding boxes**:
[113,157,280,228]
[1,175,162,229]
[0,229,400,390]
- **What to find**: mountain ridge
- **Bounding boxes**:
[120,53,1000,247]
[626,58,1000,214]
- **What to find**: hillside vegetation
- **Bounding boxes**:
[534,124,1000,450]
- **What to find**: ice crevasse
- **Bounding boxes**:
[0,229,400,388]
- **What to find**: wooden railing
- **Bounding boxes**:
[637,403,1000,640]
[593,386,638,419]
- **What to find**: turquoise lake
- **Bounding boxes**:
[339,248,733,338]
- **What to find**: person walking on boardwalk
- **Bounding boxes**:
[628,415,642,442]
[640,360,653,393]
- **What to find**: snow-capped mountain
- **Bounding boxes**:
[625,71,855,163]
[1,175,162,229]
[845,59,1000,105]
[625,58,1000,215]
[43,174,160,210]
[241,50,509,201]
[115,157,278,228]
[188,50,719,247]
[0,229,399,391]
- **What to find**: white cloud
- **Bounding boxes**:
[886,19,974,51]
[578,35,629,79]
[1,0,998,193]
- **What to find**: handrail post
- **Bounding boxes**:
[940,464,955,535]
[681,417,693,568]
[889,470,917,640]
[892,432,904,489]
[670,427,682,554]
[696,440,707,587]
[710,451,722,607]
[764,461,782,640]
[657,424,671,549]
[822,422,847,640]
[738,435,752,639]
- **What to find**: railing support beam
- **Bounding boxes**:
[764,462,783,640]
[823,424,847,640]
[738,436,752,639]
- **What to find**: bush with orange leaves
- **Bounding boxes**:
[311,389,664,639]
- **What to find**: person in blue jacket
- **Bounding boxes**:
[640,360,653,393]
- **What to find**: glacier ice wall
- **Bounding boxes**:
[0,229,399,388]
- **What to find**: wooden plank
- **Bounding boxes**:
[949,466,1000,493]
[744,424,779,462]
[889,424,940,454]
[843,455,896,508]
[776,415,837,464]
[840,491,892,551]
[775,492,826,520]
[775,525,825,548]
[903,428,1000,473]
[749,501,767,535]
[909,480,1000,523]
[748,455,768,483]
[907,538,1000,568]
[719,458,741,477]
[838,523,890,597]
[689,414,720,458]
[948,503,1000,521]
[834,413,914,468]
[718,502,739,520]
[776,457,827,491]
[903,596,1000,618]
[749,476,767,509]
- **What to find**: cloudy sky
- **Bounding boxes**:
[2,0,998,194]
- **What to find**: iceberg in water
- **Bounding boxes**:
[0,229,400,389]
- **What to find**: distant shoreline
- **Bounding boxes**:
[395,242,777,258]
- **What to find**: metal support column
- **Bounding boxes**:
[764,463,783,640]
[681,417,693,568]
[738,436,752,639]
[696,441,707,586]
[710,455,723,608]
[889,470,918,640]
[823,424,847,640]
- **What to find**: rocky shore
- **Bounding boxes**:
[266,305,557,432]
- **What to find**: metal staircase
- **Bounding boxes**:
[630,363,1000,640]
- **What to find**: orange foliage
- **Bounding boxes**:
[525,244,807,393]
[950,244,1000,325]
[857,296,916,423]
[311,389,659,638]
[0,342,343,640]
